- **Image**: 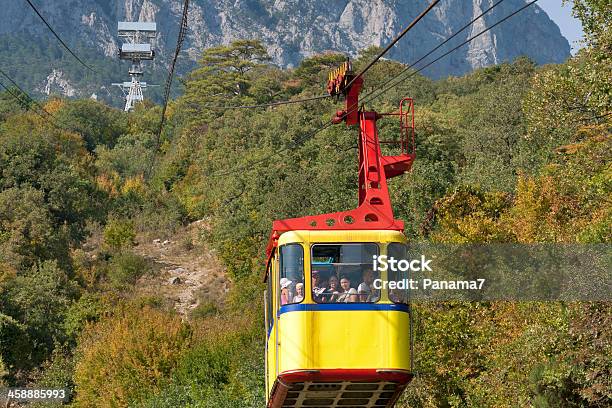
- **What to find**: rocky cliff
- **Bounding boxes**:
[0,0,570,98]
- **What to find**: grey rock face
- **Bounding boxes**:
[0,0,570,79]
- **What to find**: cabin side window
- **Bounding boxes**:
[388,243,409,304]
[279,244,305,305]
[311,243,379,303]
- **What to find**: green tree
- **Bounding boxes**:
[294,52,347,83]
[95,132,156,182]
[457,60,536,189]
[53,99,128,151]
[0,261,78,372]
[0,120,105,248]
[571,0,611,51]
[178,40,272,125]
[0,187,64,269]
[524,1,610,148]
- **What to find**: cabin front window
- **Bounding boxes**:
[279,244,305,305]
[311,243,379,303]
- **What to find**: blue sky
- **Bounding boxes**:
[537,0,585,53]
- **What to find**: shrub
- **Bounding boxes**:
[172,342,231,388]
[134,192,186,238]
[73,305,192,407]
[0,312,27,379]
[103,219,135,251]
[140,306,265,408]
[189,301,218,319]
[32,348,76,406]
[106,252,149,287]
[63,293,109,340]
[0,261,78,371]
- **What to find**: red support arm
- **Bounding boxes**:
[265,64,416,262]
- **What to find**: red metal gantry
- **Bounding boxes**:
[266,61,416,258]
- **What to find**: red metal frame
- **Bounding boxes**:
[265,65,416,263]
[268,369,413,408]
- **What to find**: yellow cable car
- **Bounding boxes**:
[265,230,413,407]
[264,65,417,407]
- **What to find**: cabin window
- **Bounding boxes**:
[311,243,379,303]
[388,243,409,304]
[279,244,305,305]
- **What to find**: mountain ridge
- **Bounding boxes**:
[0,0,570,101]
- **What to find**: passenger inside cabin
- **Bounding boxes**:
[292,282,304,303]
[358,269,380,302]
[319,278,329,292]
[337,276,358,303]
[323,275,340,302]
[280,278,293,305]
[312,270,325,302]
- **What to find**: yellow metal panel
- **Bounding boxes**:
[277,229,407,247]
[278,310,411,372]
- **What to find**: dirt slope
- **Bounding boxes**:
[133,220,230,317]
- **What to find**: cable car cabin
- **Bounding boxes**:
[265,63,416,407]
[264,230,412,408]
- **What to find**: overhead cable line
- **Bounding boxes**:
[0,68,54,118]
[210,0,539,178]
[345,0,441,89]
[202,94,332,109]
[363,0,539,105]
[206,0,439,113]
[303,0,540,155]
[23,0,96,72]
[0,68,33,100]
[0,80,31,110]
[0,67,86,133]
[211,0,441,175]
[155,0,190,151]
[0,79,64,128]
[361,0,508,102]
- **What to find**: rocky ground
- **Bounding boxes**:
[133,220,230,318]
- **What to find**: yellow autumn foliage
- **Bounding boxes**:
[73,305,192,407]
[43,98,65,115]
[121,174,147,196]
[96,171,121,197]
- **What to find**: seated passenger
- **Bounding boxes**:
[292,283,304,303]
[280,278,293,305]
[358,269,380,302]
[311,270,325,302]
[336,276,358,303]
[322,275,340,303]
